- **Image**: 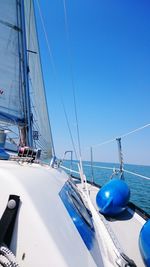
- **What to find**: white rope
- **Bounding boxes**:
[0,246,19,267]
[91,123,150,148]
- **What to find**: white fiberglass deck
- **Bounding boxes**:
[0,160,146,267]
[0,160,100,267]
[76,182,145,267]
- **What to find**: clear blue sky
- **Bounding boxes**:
[35,0,150,165]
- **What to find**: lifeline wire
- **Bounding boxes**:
[86,165,150,181]
[71,162,150,181]
[123,169,150,181]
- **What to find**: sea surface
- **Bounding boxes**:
[63,160,150,215]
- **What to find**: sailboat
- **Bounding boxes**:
[0,0,149,266]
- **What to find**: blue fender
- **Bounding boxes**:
[96,179,130,216]
[139,219,150,267]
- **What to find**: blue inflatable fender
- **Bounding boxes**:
[96,179,130,216]
[139,219,150,267]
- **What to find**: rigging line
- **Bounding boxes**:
[123,169,150,181]
[61,165,80,175]
[61,100,79,160]
[77,163,150,181]
[56,75,79,159]
[62,0,83,167]
[82,164,118,171]
[35,0,79,160]
[58,91,79,159]
[27,0,32,61]
[72,162,118,171]
[36,0,56,76]
[91,123,150,148]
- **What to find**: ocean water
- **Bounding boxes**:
[63,160,150,215]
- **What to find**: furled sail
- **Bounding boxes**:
[0,0,53,159]
[24,0,53,159]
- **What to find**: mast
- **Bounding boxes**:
[19,0,33,147]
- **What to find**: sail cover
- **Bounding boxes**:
[0,0,24,123]
[24,0,53,158]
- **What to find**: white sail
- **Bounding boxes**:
[0,0,24,123]
[24,0,53,158]
[0,0,53,158]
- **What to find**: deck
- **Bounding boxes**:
[76,181,145,267]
